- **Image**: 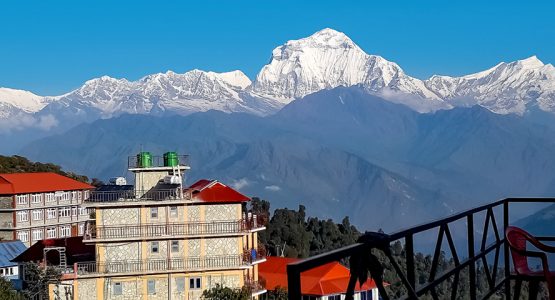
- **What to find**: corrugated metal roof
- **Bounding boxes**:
[0,240,26,267]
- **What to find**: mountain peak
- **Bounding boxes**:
[515,55,544,69]
[301,28,357,49]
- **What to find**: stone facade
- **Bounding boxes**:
[187,239,201,257]
[101,208,139,226]
[205,204,239,222]
[103,242,141,262]
[205,237,239,256]
[187,206,200,222]
[106,278,143,300]
[77,278,97,300]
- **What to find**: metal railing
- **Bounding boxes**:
[74,255,252,277]
[86,189,191,203]
[128,154,189,169]
[287,198,555,300]
[244,277,267,294]
[84,217,265,241]
[243,246,267,264]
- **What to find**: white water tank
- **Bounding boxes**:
[109,177,127,186]
[164,175,181,185]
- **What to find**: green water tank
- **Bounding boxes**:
[137,152,153,168]
[163,152,179,167]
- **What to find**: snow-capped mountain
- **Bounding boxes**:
[44,69,259,118]
[249,28,447,112]
[1,28,555,130]
[425,56,555,114]
[0,87,51,118]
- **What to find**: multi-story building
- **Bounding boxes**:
[50,152,267,299]
[0,173,94,247]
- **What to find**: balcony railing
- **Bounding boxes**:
[287,198,555,300]
[73,254,259,277]
[84,217,266,241]
[86,189,191,203]
[242,246,267,264]
[244,277,267,295]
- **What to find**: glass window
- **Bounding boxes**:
[190,277,201,289]
[31,194,42,204]
[170,206,178,217]
[71,206,77,216]
[45,193,55,203]
[16,195,28,205]
[171,240,179,253]
[46,227,57,239]
[150,207,158,218]
[17,211,28,222]
[59,207,70,217]
[32,209,43,221]
[151,241,159,253]
[17,231,28,242]
[78,223,85,235]
[32,229,43,241]
[113,282,122,295]
[47,208,57,219]
[175,277,185,292]
[147,280,156,295]
[60,225,71,237]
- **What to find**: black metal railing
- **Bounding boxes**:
[287,198,555,300]
[84,217,266,240]
[86,189,191,203]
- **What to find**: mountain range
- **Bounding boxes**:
[1,28,554,133]
[20,87,555,231]
[2,28,555,231]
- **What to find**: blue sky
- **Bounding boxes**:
[0,0,553,95]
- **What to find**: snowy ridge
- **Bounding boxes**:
[1,28,555,129]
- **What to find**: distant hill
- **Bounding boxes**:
[0,155,92,184]
[20,87,555,231]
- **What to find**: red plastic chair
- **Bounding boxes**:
[506,226,555,300]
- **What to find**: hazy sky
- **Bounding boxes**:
[1,0,553,95]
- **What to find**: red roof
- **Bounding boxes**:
[0,172,94,194]
[12,236,95,265]
[259,256,379,296]
[188,179,250,203]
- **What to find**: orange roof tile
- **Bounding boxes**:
[0,172,94,194]
[259,256,379,296]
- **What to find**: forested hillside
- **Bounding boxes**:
[0,155,100,185]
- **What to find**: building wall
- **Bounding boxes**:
[101,207,140,226]
[204,204,241,222]
[73,270,245,300]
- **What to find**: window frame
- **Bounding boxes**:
[169,206,178,218]
[150,207,158,218]
[17,211,29,222]
[175,277,185,292]
[32,209,43,221]
[47,208,57,219]
[151,241,159,253]
[189,277,201,289]
[171,240,179,253]
[46,227,57,239]
[113,282,122,295]
[147,279,156,295]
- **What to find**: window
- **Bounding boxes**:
[47,227,56,239]
[151,241,159,253]
[170,206,178,217]
[59,207,70,217]
[55,191,63,201]
[45,193,55,203]
[16,195,28,205]
[327,296,340,300]
[47,208,57,219]
[71,191,78,201]
[32,210,43,221]
[17,231,28,242]
[150,207,158,218]
[113,282,122,295]
[189,277,201,289]
[77,191,83,201]
[32,229,43,241]
[17,211,28,222]
[360,290,373,300]
[71,206,77,216]
[31,194,42,204]
[79,207,88,216]
[61,192,70,201]
[171,240,179,253]
[147,280,156,295]
[78,223,85,235]
[84,190,90,199]
[175,277,185,292]
[60,225,71,237]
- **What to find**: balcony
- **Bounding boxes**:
[83,217,266,242]
[244,277,267,297]
[71,254,264,278]
[287,198,555,300]
[84,189,192,206]
[242,246,267,265]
